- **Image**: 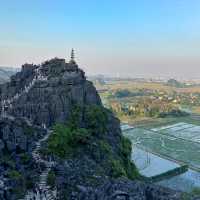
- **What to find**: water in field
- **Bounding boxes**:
[132,147,179,177]
[152,122,200,143]
[123,124,200,170]
[158,169,200,192]
[132,147,200,192]
[121,123,134,131]
[122,123,200,192]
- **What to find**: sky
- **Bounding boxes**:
[1,0,200,78]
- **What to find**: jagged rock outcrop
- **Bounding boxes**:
[76,178,182,200]
[0,117,46,153]
[0,58,194,200]
[0,58,101,127]
[50,108,183,200]
[0,117,47,200]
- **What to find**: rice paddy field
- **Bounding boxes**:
[151,122,200,143]
[100,80,200,192]
[121,122,200,192]
[131,147,200,192]
[132,147,179,177]
[123,122,200,170]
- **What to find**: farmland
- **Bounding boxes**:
[95,79,200,126]
[121,122,200,192]
[124,124,200,170]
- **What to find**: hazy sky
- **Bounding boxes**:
[1,0,200,78]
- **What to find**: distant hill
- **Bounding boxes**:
[166,79,185,88]
[0,66,20,83]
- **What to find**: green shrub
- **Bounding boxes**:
[85,105,108,134]
[47,124,91,158]
[181,188,200,200]
[124,159,140,180]
[47,170,56,187]
[99,140,111,153]
[47,105,109,158]
[192,187,200,196]
[120,136,132,159]
[67,105,82,129]
[110,159,127,178]
[47,124,73,158]
[71,128,91,144]
[20,153,30,164]
[120,136,140,180]
[115,89,132,98]
[8,170,22,180]
[46,104,141,182]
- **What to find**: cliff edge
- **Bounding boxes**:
[0,58,183,200]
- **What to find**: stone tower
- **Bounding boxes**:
[70,48,76,64]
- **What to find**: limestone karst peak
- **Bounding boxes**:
[0,57,101,127]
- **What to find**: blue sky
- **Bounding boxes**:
[1,0,200,78]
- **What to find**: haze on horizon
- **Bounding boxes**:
[1,0,200,79]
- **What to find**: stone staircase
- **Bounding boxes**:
[1,66,46,118]
[0,67,58,199]
[18,129,57,200]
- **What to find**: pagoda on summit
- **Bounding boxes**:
[67,48,79,71]
[69,48,76,64]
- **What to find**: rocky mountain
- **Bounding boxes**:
[0,58,189,199]
[0,117,46,199]
[0,59,100,126]
[0,67,19,84]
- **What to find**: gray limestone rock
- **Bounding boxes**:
[0,58,197,200]
[0,58,101,127]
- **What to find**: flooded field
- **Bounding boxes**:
[158,169,200,192]
[132,147,179,177]
[131,147,200,192]
[152,122,200,143]
[121,123,200,192]
[123,125,200,170]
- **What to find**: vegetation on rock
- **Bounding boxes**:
[8,170,22,180]
[84,105,108,134]
[47,124,91,158]
[47,104,139,181]
[47,105,108,158]
[181,187,200,200]
[47,170,56,187]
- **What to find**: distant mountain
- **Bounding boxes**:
[0,66,20,83]
[166,78,185,87]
